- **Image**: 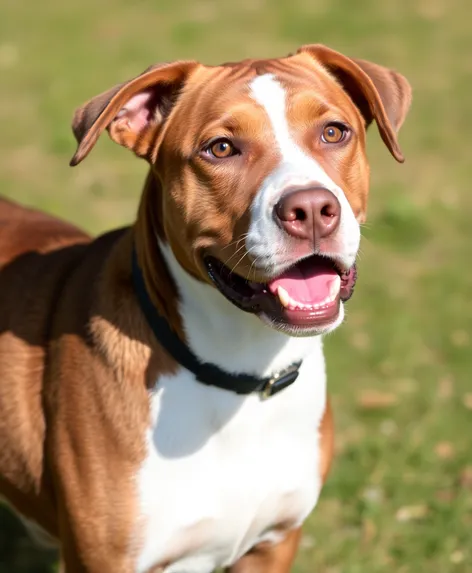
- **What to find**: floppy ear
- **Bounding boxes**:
[70,61,199,166]
[297,44,412,162]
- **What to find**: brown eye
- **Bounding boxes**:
[322,124,348,144]
[208,139,236,159]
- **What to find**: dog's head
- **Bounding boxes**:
[71,45,411,337]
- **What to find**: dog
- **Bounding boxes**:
[0,44,411,573]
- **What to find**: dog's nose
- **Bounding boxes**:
[274,187,341,241]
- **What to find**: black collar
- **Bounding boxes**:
[131,248,301,399]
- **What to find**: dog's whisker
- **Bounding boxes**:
[247,256,261,281]
[220,233,249,252]
[222,242,248,268]
[229,251,250,275]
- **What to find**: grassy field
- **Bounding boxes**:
[1,0,472,571]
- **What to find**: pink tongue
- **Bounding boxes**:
[268,258,338,304]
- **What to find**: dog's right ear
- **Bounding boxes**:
[297,45,411,163]
[70,61,199,166]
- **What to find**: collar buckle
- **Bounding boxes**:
[260,364,301,400]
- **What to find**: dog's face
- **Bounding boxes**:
[71,45,411,336]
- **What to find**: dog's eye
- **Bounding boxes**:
[205,139,238,159]
[321,124,349,144]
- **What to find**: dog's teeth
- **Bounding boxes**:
[277,284,339,311]
[276,286,291,308]
[329,275,341,298]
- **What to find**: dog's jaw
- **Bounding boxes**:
[158,239,320,379]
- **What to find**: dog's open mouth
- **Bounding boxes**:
[204,254,357,329]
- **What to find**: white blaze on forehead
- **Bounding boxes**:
[249,75,294,158]
[249,73,334,187]
[247,73,361,272]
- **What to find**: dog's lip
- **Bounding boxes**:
[203,253,357,327]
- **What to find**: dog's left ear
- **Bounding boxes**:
[298,44,412,162]
[70,60,199,166]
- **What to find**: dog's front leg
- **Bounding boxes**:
[51,448,140,573]
[56,506,135,573]
[49,411,142,572]
[226,528,301,573]
[45,330,151,573]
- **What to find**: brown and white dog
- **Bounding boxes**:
[0,44,411,573]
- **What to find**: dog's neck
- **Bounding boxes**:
[158,239,321,379]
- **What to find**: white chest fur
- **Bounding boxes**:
[135,345,327,573]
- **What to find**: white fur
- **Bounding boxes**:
[247,74,361,275]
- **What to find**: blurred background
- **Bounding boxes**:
[0,0,471,571]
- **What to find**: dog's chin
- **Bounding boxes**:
[203,253,357,338]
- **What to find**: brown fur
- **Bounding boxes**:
[0,45,411,572]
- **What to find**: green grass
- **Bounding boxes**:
[1,0,472,571]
